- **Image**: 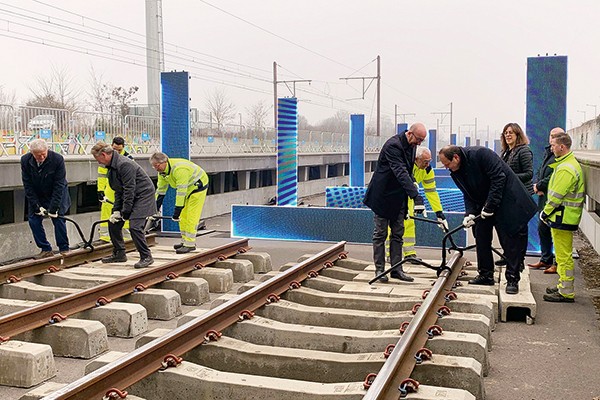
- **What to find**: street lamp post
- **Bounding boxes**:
[578,110,587,125]
[587,104,598,119]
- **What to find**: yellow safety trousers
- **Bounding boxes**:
[98,184,131,242]
[178,189,207,247]
[551,228,575,299]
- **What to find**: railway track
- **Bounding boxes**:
[0,238,496,400]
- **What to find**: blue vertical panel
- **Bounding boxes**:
[161,71,190,232]
[277,97,298,206]
[485,140,489,148]
[349,114,365,187]
[493,139,502,154]
[525,56,567,254]
[397,123,408,134]
[465,136,471,147]
[428,129,437,157]
[526,56,567,177]
[450,134,457,145]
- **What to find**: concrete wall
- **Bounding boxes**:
[570,118,600,151]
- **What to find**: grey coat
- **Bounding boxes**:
[106,151,156,220]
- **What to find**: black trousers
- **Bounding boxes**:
[108,217,151,259]
[473,216,528,282]
[373,206,407,270]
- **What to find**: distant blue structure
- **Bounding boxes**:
[397,123,408,134]
[465,136,471,146]
[450,134,457,145]
[276,97,298,206]
[428,129,437,158]
[160,71,190,232]
[349,114,365,187]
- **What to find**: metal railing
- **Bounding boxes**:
[0,105,385,157]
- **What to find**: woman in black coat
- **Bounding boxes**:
[500,122,534,195]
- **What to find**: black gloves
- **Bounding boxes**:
[97,191,105,202]
[413,195,425,215]
[156,194,165,211]
[435,211,446,220]
[172,206,184,221]
[122,210,131,220]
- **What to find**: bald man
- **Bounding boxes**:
[364,123,427,283]
[527,127,565,273]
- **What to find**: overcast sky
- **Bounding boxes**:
[1,0,599,141]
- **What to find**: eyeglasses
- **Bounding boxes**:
[151,162,165,170]
[410,132,426,143]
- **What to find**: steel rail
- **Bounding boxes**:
[363,251,465,399]
[42,241,347,400]
[0,236,157,284]
[0,238,249,340]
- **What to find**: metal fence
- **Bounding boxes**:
[0,105,385,157]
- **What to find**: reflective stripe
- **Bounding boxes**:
[98,172,107,178]
[547,200,560,208]
[403,245,415,252]
[570,192,585,199]
[548,190,565,200]
[423,178,435,185]
[563,201,583,208]
[176,191,187,197]
[560,163,581,180]
[424,187,436,193]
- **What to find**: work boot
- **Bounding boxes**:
[134,257,154,269]
[546,286,559,294]
[374,267,389,283]
[173,243,184,250]
[506,281,519,294]
[543,265,557,274]
[101,251,127,263]
[494,259,507,266]
[543,292,574,303]
[468,275,495,285]
[176,246,196,254]
[33,250,54,260]
[527,261,551,270]
[390,268,414,282]
[403,255,422,265]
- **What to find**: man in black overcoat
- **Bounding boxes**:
[363,123,427,282]
[91,142,157,269]
[439,145,537,294]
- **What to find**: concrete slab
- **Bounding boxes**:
[121,288,182,321]
[31,271,112,289]
[15,318,108,359]
[0,281,77,302]
[0,341,55,388]
[186,267,233,293]
[234,251,273,274]
[256,300,492,345]
[74,302,148,338]
[498,267,536,323]
[333,257,371,271]
[158,277,210,306]
[214,259,254,283]
[176,309,210,327]
[412,354,484,400]
[18,382,66,400]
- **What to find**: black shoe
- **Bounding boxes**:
[468,275,495,285]
[176,246,196,254]
[390,269,414,282]
[374,268,389,283]
[546,286,559,294]
[134,257,154,269]
[403,255,422,265]
[543,292,574,303]
[173,243,184,250]
[506,281,519,294]
[494,259,507,266]
[101,251,127,263]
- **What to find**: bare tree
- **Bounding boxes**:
[87,66,112,113]
[245,100,270,131]
[27,65,79,110]
[0,85,17,106]
[298,114,310,131]
[111,86,139,118]
[314,110,350,134]
[202,88,236,131]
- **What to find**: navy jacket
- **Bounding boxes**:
[21,150,71,215]
[450,146,536,235]
[363,133,418,220]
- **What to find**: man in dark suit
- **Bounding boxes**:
[21,139,71,259]
[363,123,427,282]
[439,145,537,294]
[91,142,157,269]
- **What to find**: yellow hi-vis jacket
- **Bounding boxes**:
[543,151,585,231]
[156,158,208,207]
[413,164,443,212]
[97,149,131,193]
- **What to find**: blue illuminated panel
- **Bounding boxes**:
[231,205,466,247]
[450,134,457,145]
[277,98,298,206]
[349,114,365,187]
[465,136,471,147]
[160,71,190,232]
[397,123,408,134]
[428,129,437,157]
